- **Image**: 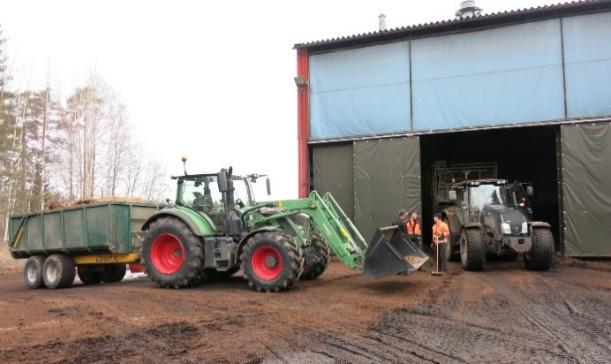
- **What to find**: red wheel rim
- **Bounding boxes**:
[251,245,283,281]
[151,233,185,275]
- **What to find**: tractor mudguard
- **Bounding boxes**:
[464,222,484,230]
[237,226,283,260]
[141,207,216,236]
[529,221,552,229]
[363,227,429,278]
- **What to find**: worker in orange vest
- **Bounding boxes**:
[406,211,422,250]
[432,213,450,273]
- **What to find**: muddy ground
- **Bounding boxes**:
[0,258,609,363]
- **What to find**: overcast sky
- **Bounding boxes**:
[0,0,556,200]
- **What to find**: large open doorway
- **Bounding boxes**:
[420,125,561,251]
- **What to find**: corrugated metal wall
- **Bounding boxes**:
[309,12,611,141]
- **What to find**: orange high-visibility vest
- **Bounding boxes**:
[432,221,450,242]
[406,220,421,236]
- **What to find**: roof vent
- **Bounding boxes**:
[456,0,482,19]
[379,13,387,31]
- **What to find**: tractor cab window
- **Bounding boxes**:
[469,184,509,215]
[232,177,252,207]
[178,176,224,214]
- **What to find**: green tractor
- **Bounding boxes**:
[140,166,428,292]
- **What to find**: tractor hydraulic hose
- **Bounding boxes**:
[240,203,275,228]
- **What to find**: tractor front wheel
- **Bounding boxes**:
[460,229,486,271]
[142,217,206,288]
[301,232,330,280]
[241,232,303,292]
[525,227,554,271]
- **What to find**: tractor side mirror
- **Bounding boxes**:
[266,178,271,195]
[448,190,457,200]
[526,186,534,196]
[218,169,228,192]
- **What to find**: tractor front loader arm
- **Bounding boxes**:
[267,191,428,277]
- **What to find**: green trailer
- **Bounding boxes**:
[7,202,158,289]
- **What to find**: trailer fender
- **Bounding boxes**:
[236,226,283,262]
[141,208,216,237]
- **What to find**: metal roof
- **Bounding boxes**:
[295,0,611,52]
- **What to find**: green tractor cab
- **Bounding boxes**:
[140,167,427,292]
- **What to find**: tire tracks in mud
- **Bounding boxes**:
[480,271,611,364]
[268,266,611,364]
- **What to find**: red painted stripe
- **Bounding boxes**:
[297,48,310,198]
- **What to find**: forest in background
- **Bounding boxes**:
[0,25,168,240]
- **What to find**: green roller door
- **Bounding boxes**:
[354,137,421,240]
[561,122,611,257]
[312,143,355,221]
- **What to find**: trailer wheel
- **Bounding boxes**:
[142,217,206,288]
[525,227,554,271]
[301,232,330,280]
[460,229,485,271]
[42,254,76,289]
[77,266,102,285]
[101,264,127,283]
[241,232,303,292]
[24,255,46,289]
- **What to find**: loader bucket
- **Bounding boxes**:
[363,228,429,278]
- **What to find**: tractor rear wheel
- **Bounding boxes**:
[241,232,303,292]
[460,229,486,271]
[142,217,206,288]
[301,232,330,280]
[525,227,554,271]
[24,255,46,289]
[42,254,76,289]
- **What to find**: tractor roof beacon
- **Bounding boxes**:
[140,166,429,292]
[442,179,554,271]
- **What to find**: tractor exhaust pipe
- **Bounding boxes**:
[363,226,428,278]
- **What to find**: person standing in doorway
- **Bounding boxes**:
[432,213,450,273]
[406,211,422,250]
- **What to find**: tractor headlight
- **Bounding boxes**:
[521,222,528,234]
[501,222,511,235]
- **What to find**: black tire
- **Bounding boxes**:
[301,232,331,280]
[42,254,76,289]
[525,227,554,271]
[460,229,486,271]
[78,266,102,285]
[241,232,304,292]
[142,217,206,288]
[100,264,127,283]
[24,255,46,289]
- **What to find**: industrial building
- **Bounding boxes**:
[294,1,611,257]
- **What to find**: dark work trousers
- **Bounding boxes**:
[437,243,448,272]
[408,235,422,251]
